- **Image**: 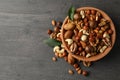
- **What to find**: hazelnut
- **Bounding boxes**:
[74,13,81,20]
[78,47,83,52]
[84,18,88,22]
[73,63,79,68]
[68,69,74,75]
[82,70,88,76]
[89,21,97,29]
[51,20,56,26]
[47,29,52,35]
[54,26,60,33]
[85,46,91,53]
[52,57,57,62]
[56,21,62,27]
[91,10,96,15]
[86,9,91,15]
[108,29,113,34]
[83,26,88,30]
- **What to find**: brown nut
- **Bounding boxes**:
[64,56,68,62]
[73,63,79,68]
[86,9,91,15]
[51,20,56,26]
[64,30,73,39]
[91,9,96,15]
[82,70,88,76]
[68,53,75,65]
[74,13,81,20]
[52,57,57,62]
[47,29,52,35]
[70,42,78,53]
[77,69,82,74]
[108,29,113,34]
[68,69,74,75]
[80,41,87,49]
[89,21,97,29]
[63,23,76,30]
[56,21,62,27]
[54,26,60,33]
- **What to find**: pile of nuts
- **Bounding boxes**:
[63,9,113,58]
[47,8,113,76]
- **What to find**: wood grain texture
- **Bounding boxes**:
[0,0,119,80]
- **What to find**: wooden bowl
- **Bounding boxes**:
[61,7,116,62]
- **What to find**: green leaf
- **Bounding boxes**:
[44,38,61,47]
[68,6,75,20]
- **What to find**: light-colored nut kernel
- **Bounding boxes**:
[100,46,107,53]
[103,32,110,38]
[68,69,74,75]
[53,46,60,52]
[65,39,73,45]
[57,33,61,37]
[52,57,57,62]
[58,49,65,54]
[81,35,88,41]
[80,10,85,19]
[86,53,91,58]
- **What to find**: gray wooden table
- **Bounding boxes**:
[0,0,120,80]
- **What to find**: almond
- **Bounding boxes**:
[63,23,75,30]
[64,30,73,39]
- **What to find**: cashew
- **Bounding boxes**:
[80,10,85,19]
[53,46,60,52]
[53,46,65,54]
[65,39,73,45]
[58,49,65,54]
[79,29,89,35]
[57,33,61,37]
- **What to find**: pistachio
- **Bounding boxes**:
[63,23,76,30]
[70,42,78,53]
[64,30,73,39]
